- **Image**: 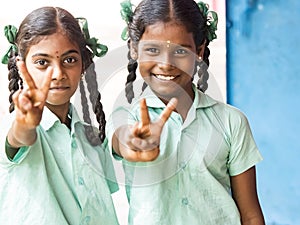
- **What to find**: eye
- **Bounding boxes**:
[64,56,78,64]
[34,59,48,68]
[174,48,190,57]
[144,47,160,55]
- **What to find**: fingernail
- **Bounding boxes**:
[169,98,178,108]
[33,101,42,107]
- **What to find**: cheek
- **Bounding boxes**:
[138,61,154,76]
[174,58,196,76]
[69,73,81,85]
[74,76,82,85]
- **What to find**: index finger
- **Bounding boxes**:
[140,98,150,126]
[17,60,37,90]
[158,98,178,124]
[32,67,53,107]
[41,67,53,93]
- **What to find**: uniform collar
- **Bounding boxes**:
[139,84,218,109]
[193,84,219,109]
[40,103,83,131]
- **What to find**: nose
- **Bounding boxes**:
[157,52,175,70]
[52,65,66,80]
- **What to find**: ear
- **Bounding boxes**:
[197,40,206,60]
[130,41,138,60]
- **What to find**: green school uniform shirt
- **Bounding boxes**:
[107,85,263,225]
[0,104,119,225]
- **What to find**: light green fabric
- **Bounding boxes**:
[0,104,119,225]
[107,85,263,225]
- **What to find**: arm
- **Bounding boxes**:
[6,61,52,158]
[230,166,265,225]
[6,118,37,159]
[112,98,177,162]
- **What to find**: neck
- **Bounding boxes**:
[175,92,194,121]
[158,87,194,121]
[46,102,71,126]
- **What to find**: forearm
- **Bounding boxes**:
[112,133,122,157]
[231,167,265,225]
[111,125,128,157]
[7,120,37,148]
[242,216,265,225]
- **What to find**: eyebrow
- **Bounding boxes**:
[31,49,80,58]
[140,41,193,49]
[141,43,161,48]
[179,44,193,49]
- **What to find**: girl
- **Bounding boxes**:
[0,6,119,225]
[107,0,265,224]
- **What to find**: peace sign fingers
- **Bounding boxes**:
[140,98,150,126]
[134,97,178,139]
[157,97,178,126]
[17,60,53,107]
[17,60,37,90]
[40,66,53,95]
[136,98,151,138]
[121,97,178,161]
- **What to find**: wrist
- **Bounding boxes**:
[9,121,37,147]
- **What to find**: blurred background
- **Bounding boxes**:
[0,1,299,224]
[226,1,300,224]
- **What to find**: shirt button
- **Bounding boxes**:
[81,216,91,224]
[179,162,186,169]
[182,197,189,205]
[78,177,85,185]
[71,140,77,148]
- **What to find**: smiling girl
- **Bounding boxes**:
[107,0,265,224]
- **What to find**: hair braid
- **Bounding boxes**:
[84,62,106,144]
[125,40,138,103]
[79,79,101,146]
[197,39,210,92]
[7,51,23,113]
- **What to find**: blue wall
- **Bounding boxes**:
[226,0,300,224]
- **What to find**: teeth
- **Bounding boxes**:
[156,74,176,80]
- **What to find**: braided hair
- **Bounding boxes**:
[6,6,106,145]
[124,0,212,103]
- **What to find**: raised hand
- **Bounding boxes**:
[115,97,177,162]
[13,60,52,129]
[7,60,53,150]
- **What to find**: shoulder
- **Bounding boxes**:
[202,92,249,124]
[199,93,252,134]
[216,102,248,121]
[195,89,245,118]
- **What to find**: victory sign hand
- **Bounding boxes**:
[120,97,178,162]
[13,60,52,129]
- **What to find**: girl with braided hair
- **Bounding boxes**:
[0,6,119,225]
[107,0,265,224]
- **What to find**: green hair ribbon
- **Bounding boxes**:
[1,25,18,64]
[197,1,218,41]
[76,17,108,57]
[120,0,134,41]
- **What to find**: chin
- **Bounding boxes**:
[150,87,178,100]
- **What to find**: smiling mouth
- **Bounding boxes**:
[152,73,177,81]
